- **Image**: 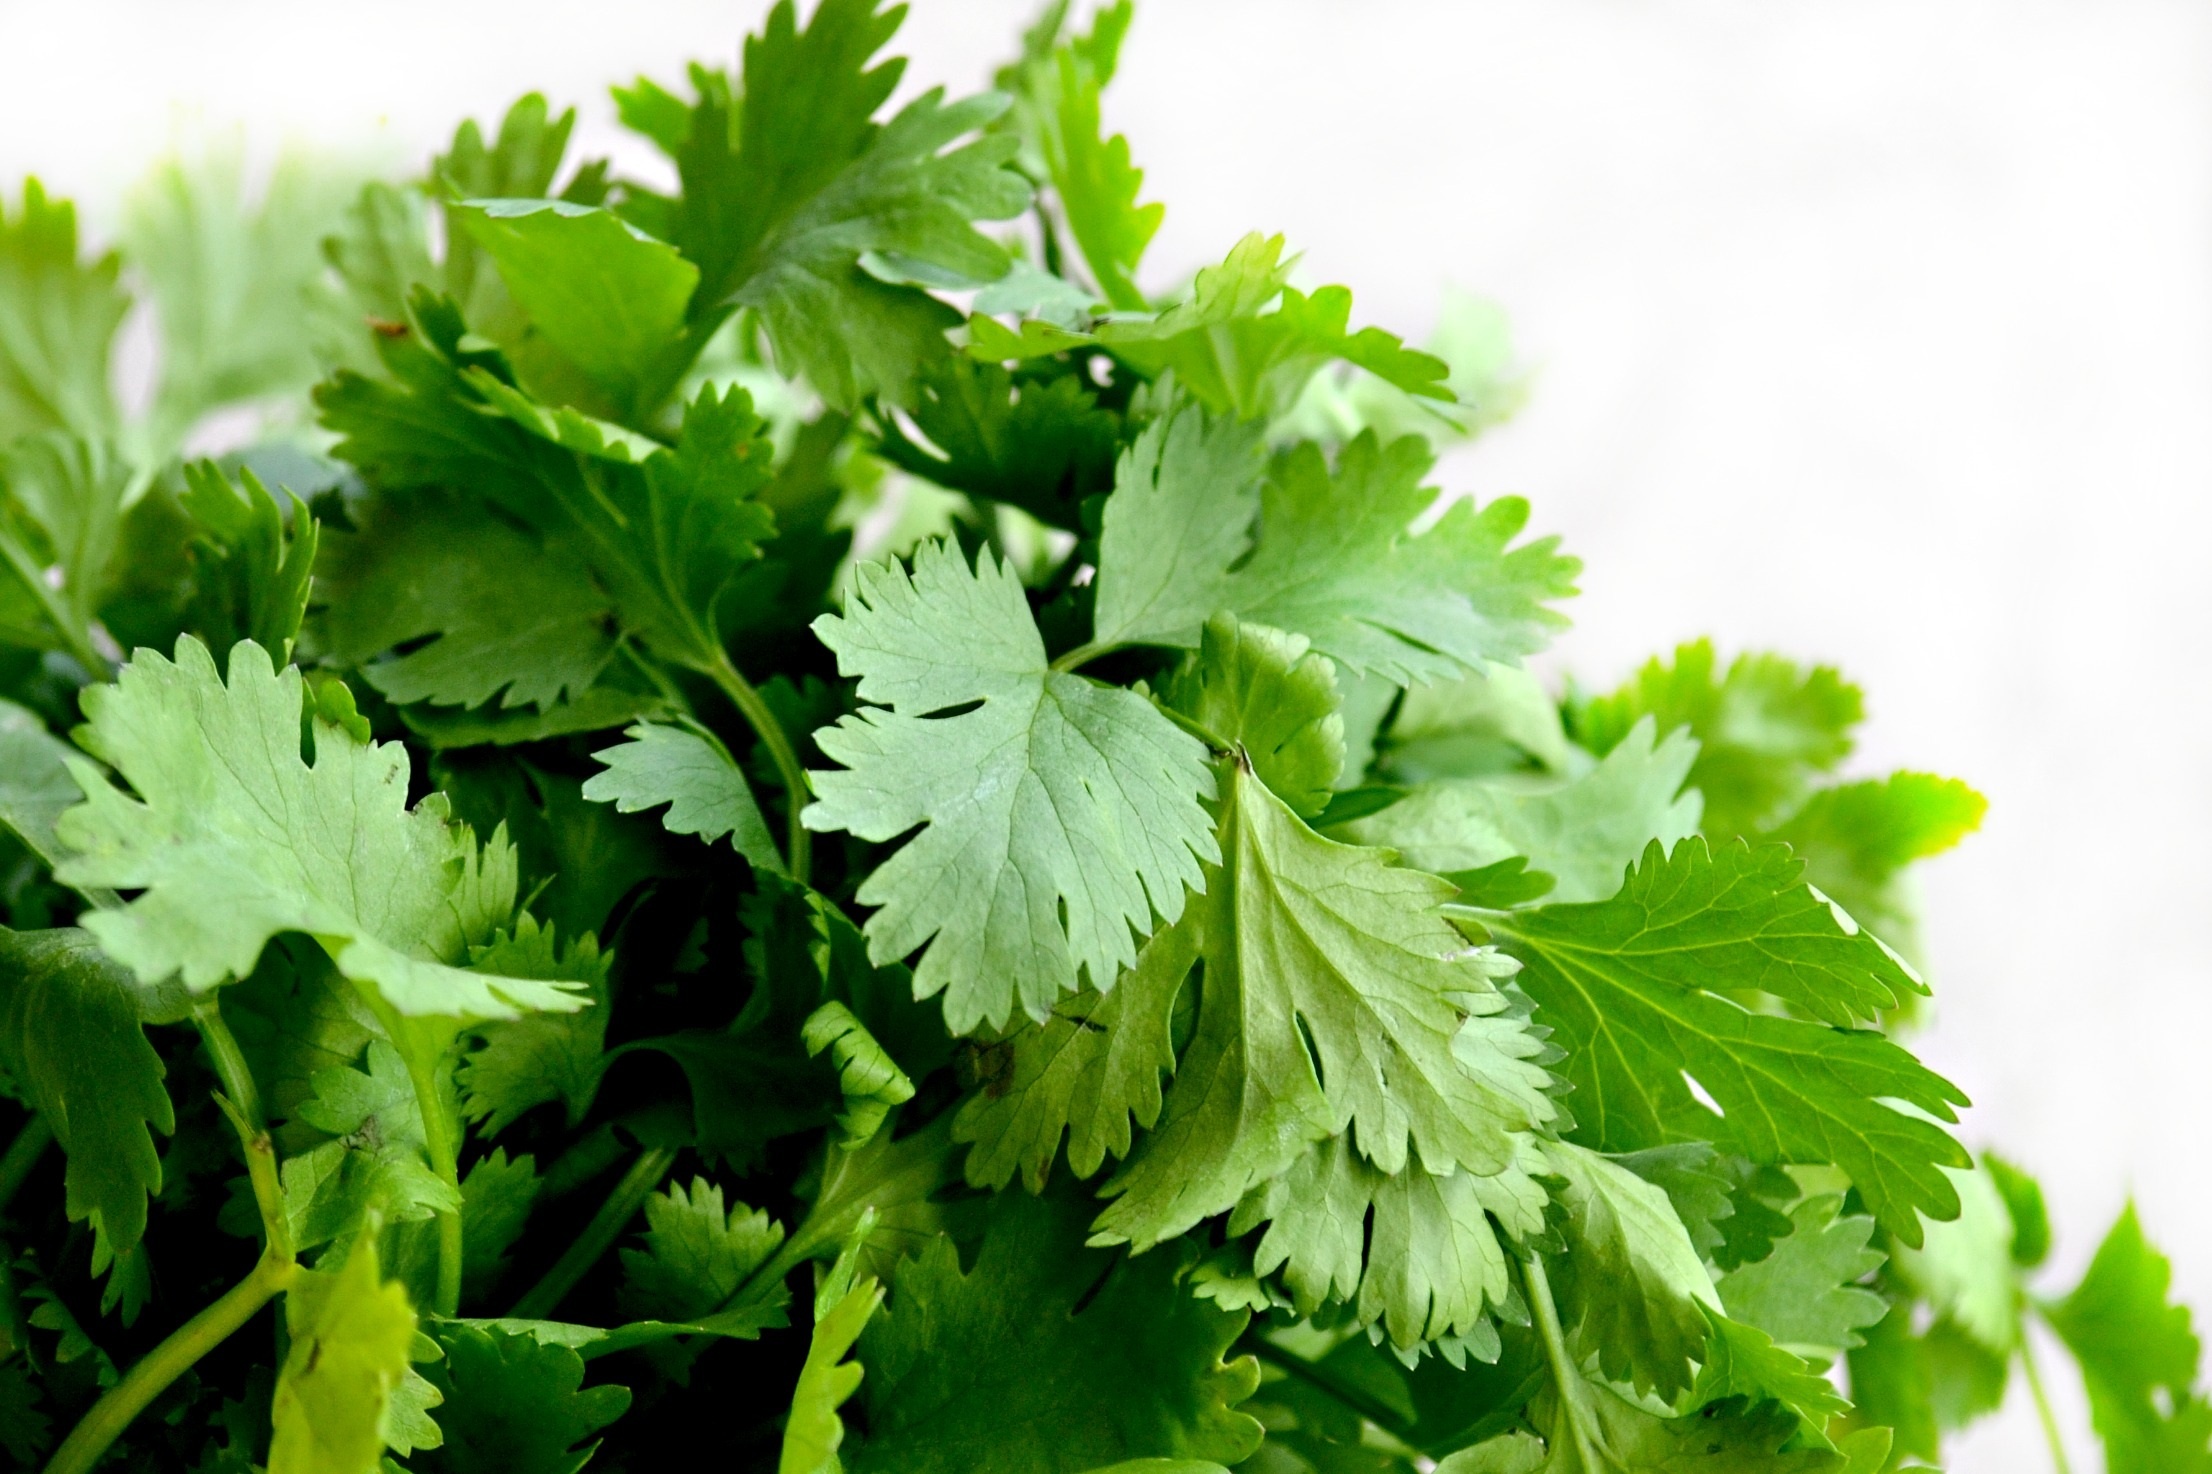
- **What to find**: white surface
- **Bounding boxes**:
[6,2,2210,1467]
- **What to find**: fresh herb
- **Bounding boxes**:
[0,3,2192,1471]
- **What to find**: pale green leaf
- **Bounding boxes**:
[618,1176,786,1324]
[271,1236,419,1474]
[581,720,782,874]
[1164,614,1345,819]
[51,637,585,1021]
[805,538,1216,1032]
[1717,1194,1888,1357]
[1094,759,1555,1250]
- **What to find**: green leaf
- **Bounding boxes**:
[176,458,320,661]
[1689,1306,1850,1448]
[582,720,782,874]
[417,1321,632,1474]
[1566,640,1862,840]
[872,356,1119,529]
[2045,1203,2212,1474]
[850,1190,1263,1473]
[805,538,1216,1032]
[458,1148,539,1298]
[1037,40,1160,310]
[1381,661,1575,784]
[51,637,585,1021]
[270,1235,420,1474]
[0,697,92,872]
[617,1176,787,1325]
[452,199,700,423]
[122,150,361,456]
[0,927,174,1254]
[0,430,130,658]
[321,307,777,675]
[1766,772,1986,945]
[1093,758,1556,1250]
[1716,1195,1887,1357]
[954,910,1196,1193]
[1091,399,1577,683]
[1164,614,1345,819]
[0,180,125,442]
[781,1214,883,1474]
[653,0,1031,407]
[1484,838,1968,1242]
[283,1040,459,1252]
[1544,1140,1719,1402]
[0,1360,48,1466]
[1891,1161,2020,1354]
[314,489,618,713]
[455,919,613,1134]
[1984,1150,2050,1268]
[803,1002,916,1147]
[1346,716,1701,903]
[1232,1131,1550,1355]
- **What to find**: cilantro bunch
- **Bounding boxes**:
[0,3,2200,1471]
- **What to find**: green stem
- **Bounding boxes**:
[192,999,264,1134]
[1524,1254,1605,1474]
[1245,1336,1419,1442]
[509,1145,676,1320]
[2021,1330,2073,1474]
[0,529,110,680]
[705,648,811,883]
[42,1247,296,1474]
[0,1117,52,1218]
[1048,641,1113,674]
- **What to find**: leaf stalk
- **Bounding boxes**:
[706,647,812,882]
[1523,1252,1607,1474]
[508,1144,677,1319]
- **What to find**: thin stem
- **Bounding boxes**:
[1246,1336,1418,1442]
[1048,641,1112,674]
[42,1247,296,1474]
[705,648,811,883]
[0,1117,53,1218]
[192,998,264,1133]
[0,530,110,681]
[1524,1254,1605,1474]
[508,1145,676,1320]
[2021,1330,2074,1474]
[400,1045,464,1318]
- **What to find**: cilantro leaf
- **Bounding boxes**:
[781,1216,882,1474]
[271,1235,419,1474]
[1687,1305,1851,1446]
[0,180,125,442]
[2046,1203,2212,1473]
[283,1041,459,1253]
[802,1001,915,1146]
[1716,1194,1887,1357]
[1232,1132,1551,1355]
[617,1177,785,1324]
[1380,660,1576,783]
[872,357,1119,529]
[456,919,612,1135]
[1092,398,1576,682]
[315,489,618,714]
[0,430,129,664]
[1346,716,1701,903]
[954,910,1196,1193]
[805,538,1216,1032]
[1164,615,1346,819]
[1033,37,1159,310]
[450,200,700,424]
[0,927,174,1255]
[175,461,320,663]
[1567,641,1862,840]
[417,1322,631,1474]
[644,0,1031,407]
[122,151,359,457]
[581,720,782,874]
[52,637,585,1021]
[1093,757,1556,1250]
[0,697,95,876]
[1766,771,1987,943]
[851,1190,1263,1473]
[1891,1161,2020,1354]
[1544,1140,1720,1402]
[1485,838,1969,1241]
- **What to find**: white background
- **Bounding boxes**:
[3,2,2208,1467]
